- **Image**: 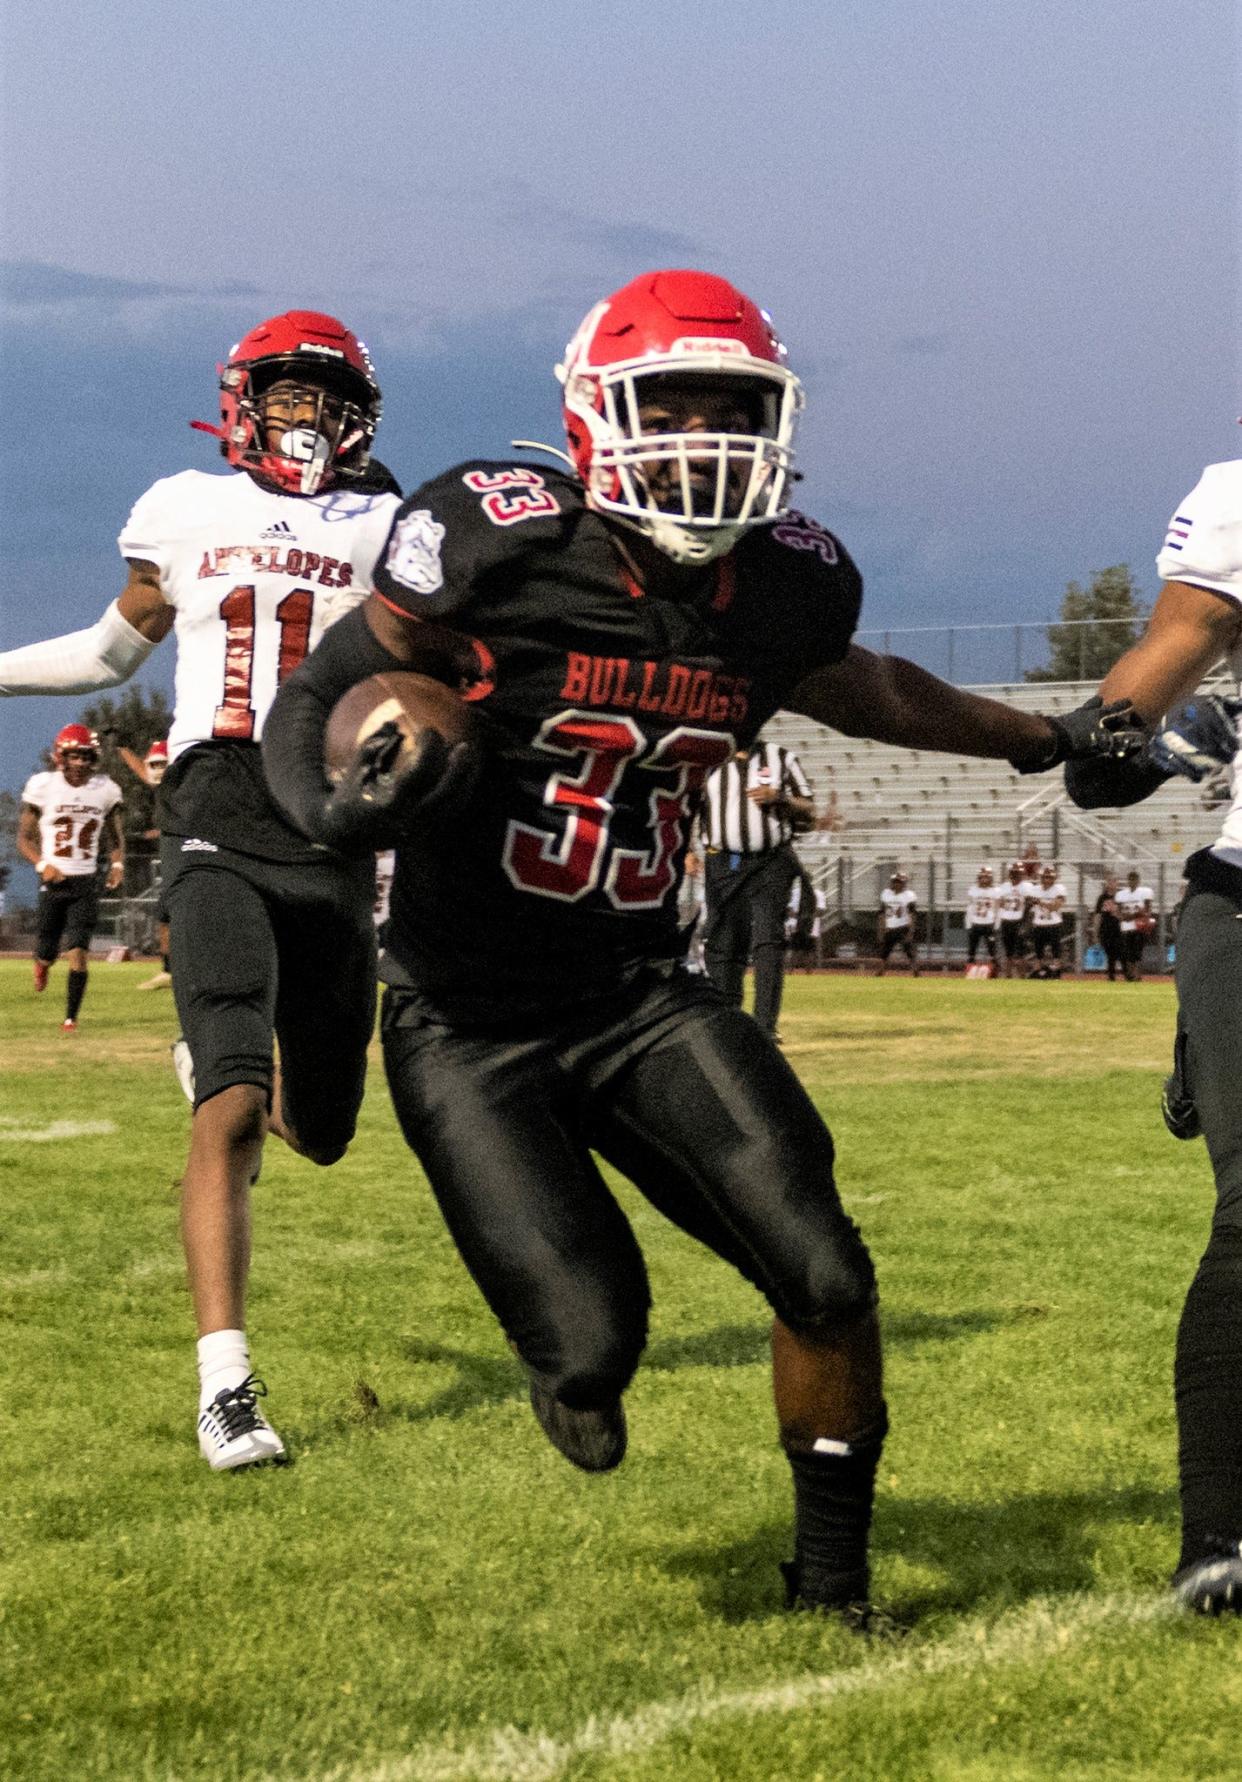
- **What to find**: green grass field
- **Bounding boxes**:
[3,959,1239,1781]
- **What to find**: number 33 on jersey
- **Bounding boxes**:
[118,468,400,757]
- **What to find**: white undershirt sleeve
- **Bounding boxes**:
[0,600,156,695]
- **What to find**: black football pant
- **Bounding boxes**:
[703,846,799,1034]
[965,924,997,963]
[36,879,100,960]
[162,838,376,1155]
[381,968,875,1409]
[1166,852,1242,1557]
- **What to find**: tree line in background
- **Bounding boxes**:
[1022,564,1148,683]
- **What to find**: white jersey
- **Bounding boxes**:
[117,470,400,761]
[881,887,917,930]
[1030,881,1067,925]
[965,884,999,927]
[1155,460,1242,865]
[1115,884,1153,931]
[22,770,121,877]
[997,879,1034,922]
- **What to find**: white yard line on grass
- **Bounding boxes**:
[0,1116,118,1142]
[327,1590,1174,1782]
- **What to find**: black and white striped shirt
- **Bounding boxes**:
[700,742,813,855]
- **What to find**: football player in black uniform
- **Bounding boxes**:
[263,269,1140,1616]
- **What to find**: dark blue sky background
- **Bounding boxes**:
[2,0,1238,852]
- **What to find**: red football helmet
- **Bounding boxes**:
[54,724,100,781]
[145,738,169,784]
[556,269,803,564]
[193,310,382,497]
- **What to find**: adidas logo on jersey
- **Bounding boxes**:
[260,519,296,541]
[181,838,219,853]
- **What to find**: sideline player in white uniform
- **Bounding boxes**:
[17,724,124,1030]
[1114,867,1155,982]
[995,861,1034,978]
[0,311,401,1471]
[963,865,1000,969]
[1027,864,1067,977]
[1065,452,1242,1611]
[876,870,918,976]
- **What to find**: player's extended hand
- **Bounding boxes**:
[1014,697,1148,774]
[105,863,124,892]
[1147,694,1242,782]
[39,863,66,884]
[320,720,481,851]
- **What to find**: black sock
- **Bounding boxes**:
[161,953,171,974]
[786,1408,887,1603]
[1175,1229,1242,1567]
[65,969,88,1021]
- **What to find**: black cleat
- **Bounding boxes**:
[780,1561,905,1637]
[1172,1536,1242,1615]
[1161,1075,1201,1141]
[528,1378,627,1472]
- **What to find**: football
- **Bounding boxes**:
[324,671,477,782]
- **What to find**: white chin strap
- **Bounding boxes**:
[279,427,333,494]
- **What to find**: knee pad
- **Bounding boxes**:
[775,1223,877,1336]
[529,1301,648,1409]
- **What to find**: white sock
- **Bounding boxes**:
[197,1328,252,1412]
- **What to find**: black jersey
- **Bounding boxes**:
[272,461,862,1020]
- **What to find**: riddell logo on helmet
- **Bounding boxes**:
[670,337,751,357]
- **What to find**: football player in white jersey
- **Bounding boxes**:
[0,311,402,1472]
[1066,451,1242,1612]
[17,724,125,1030]
[1027,864,1067,977]
[1113,867,1155,982]
[875,871,919,976]
[963,864,1000,969]
[995,861,1034,978]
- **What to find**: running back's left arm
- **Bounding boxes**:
[789,647,1061,767]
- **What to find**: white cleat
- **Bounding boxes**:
[138,969,173,991]
[171,1037,196,1104]
[197,1375,288,1471]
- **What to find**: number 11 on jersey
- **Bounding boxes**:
[212,585,315,740]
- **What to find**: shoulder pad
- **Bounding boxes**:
[373,460,584,621]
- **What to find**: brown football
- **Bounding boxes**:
[324,671,477,782]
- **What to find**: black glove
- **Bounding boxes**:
[1011,696,1147,775]
[319,720,482,853]
[1147,694,1242,782]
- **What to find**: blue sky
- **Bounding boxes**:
[1,0,1239,835]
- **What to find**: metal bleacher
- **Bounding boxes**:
[766,680,1231,900]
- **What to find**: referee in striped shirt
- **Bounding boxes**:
[697,737,815,1039]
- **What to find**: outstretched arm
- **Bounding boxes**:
[0,561,172,695]
[1099,581,1241,721]
[1066,581,1242,808]
[788,646,1130,771]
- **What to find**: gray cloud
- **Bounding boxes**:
[0,260,261,309]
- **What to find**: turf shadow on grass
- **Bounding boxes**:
[662,1482,1178,1624]
[340,1311,1017,1435]
[645,1308,1009,1374]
